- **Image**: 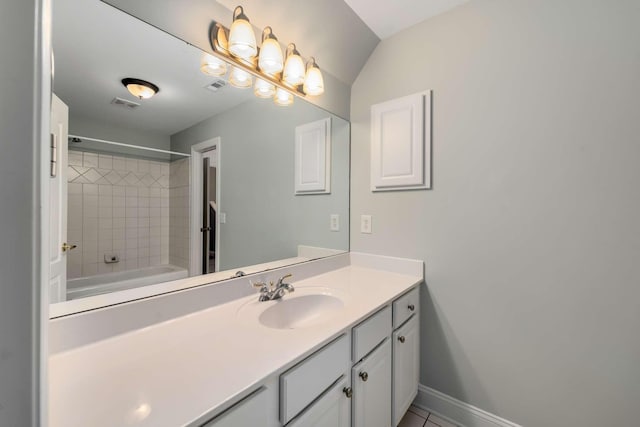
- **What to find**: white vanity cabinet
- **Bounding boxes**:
[392,314,420,426]
[288,376,351,427]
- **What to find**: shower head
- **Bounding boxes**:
[69,137,82,144]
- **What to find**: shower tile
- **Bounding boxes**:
[113,185,126,197]
[83,183,98,196]
[113,218,125,228]
[83,263,98,277]
[112,239,125,250]
[98,184,112,196]
[113,229,126,242]
[83,152,98,168]
[126,186,137,197]
[67,264,82,279]
[150,256,162,266]
[98,196,112,208]
[125,227,138,239]
[125,248,138,259]
[137,160,149,173]
[125,208,137,219]
[139,197,150,208]
[68,182,83,195]
[84,168,102,184]
[98,154,112,170]
[125,158,138,172]
[112,156,126,171]
[98,239,112,251]
[68,151,83,166]
[126,197,138,207]
[138,246,150,257]
[125,259,138,270]
[112,206,125,218]
[138,227,150,238]
[98,263,113,275]
[67,167,80,182]
[138,257,150,268]
[138,207,149,218]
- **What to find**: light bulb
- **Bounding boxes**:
[274,88,293,106]
[283,44,305,86]
[229,67,252,88]
[228,6,257,59]
[200,54,227,77]
[303,59,324,96]
[258,27,283,74]
[254,78,275,98]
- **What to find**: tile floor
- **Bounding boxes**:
[398,405,460,427]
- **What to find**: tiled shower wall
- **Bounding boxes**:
[67,151,170,279]
[169,158,190,270]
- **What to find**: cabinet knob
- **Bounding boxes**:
[343,387,353,398]
[408,304,415,312]
[359,371,368,382]
[398,336,406,343]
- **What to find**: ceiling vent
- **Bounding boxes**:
[111,97,140,109]
[204,79,227,92]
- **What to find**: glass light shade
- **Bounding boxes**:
[303,66,324,96]
[229,67,253,88]
[228,15,257,59]
[122,79,159,99]
[200,54,227,76]
[258,38,283,74]
[254,78,275,98]
[274,88,293,106]
[283,53,305,86]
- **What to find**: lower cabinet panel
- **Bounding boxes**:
[392,314,420,426]
[288,376,351,427]
[352,338,392,427]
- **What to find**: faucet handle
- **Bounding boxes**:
[251,280,268,292]
[277,273,293,284]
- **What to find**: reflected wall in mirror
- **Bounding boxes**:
[49,0,349,316]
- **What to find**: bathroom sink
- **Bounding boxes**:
[237,287,346,330]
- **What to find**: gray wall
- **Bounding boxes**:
[350,1,640,426]
[171,99,349,271]
[0,1,46,426]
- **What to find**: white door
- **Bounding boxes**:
[288,377,351,427]
[352,338,392,427]
[49,94,69,303]
[392,314,420,426]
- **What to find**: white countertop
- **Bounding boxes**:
[49,257,422,427]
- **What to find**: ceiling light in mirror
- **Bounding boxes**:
[228,6,257,60]
[258,27,283,75]
[229,66,253,88]
[283,43,305,86]
[274,88,293,106]
[201,53,227,76]
[121,78,159,99]
[303,57,325,96]
[254,78,275,98]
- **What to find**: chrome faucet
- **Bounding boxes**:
[252,274,294,301]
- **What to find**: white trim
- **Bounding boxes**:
[413,384,522,427]
[190,138,221,276]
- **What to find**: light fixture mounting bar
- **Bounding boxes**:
[208,22,307,99]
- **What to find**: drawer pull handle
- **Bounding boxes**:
[398,336,406,343]
[408,304,415,311]
[359,371,368,382]
[343,387,353,398]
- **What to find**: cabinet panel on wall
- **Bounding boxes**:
[392,314,420,426]
[288,376,351,427]
[352,338,392,427]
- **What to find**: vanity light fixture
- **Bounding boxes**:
[201,53,227,76]
[303,57,325,96]
[283,43,305,86]
[254,78,276,98]
[258,27,283,75]
[121,78,159,99]
[274,88,293,106]
[228,6,257,59]
[229,66,253,88]
[207,5,326,106]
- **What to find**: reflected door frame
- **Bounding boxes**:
[189,137,221,276]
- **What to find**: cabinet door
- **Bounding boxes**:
[352,338,392,427]
[202,387,268,427]
[392,314,420,426]
[288,377,350,427]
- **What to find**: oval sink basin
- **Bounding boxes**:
[258,294,344,330]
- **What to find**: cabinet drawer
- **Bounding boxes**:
[393,287,419,328]
[352,305,391,362]
[280,334,349,424]
[202,387,267,427]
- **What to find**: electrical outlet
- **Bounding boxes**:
[360,215,372,234]
[330,214,340,231]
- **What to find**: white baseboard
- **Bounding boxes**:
[413,384,522,427]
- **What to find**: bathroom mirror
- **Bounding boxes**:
[49,0,349,317]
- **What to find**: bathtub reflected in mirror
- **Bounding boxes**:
[49,0,349,316]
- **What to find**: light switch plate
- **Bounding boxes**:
[330,214,339,231]
[360,215,372,234]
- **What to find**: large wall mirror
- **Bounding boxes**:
[49,0,349,317]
